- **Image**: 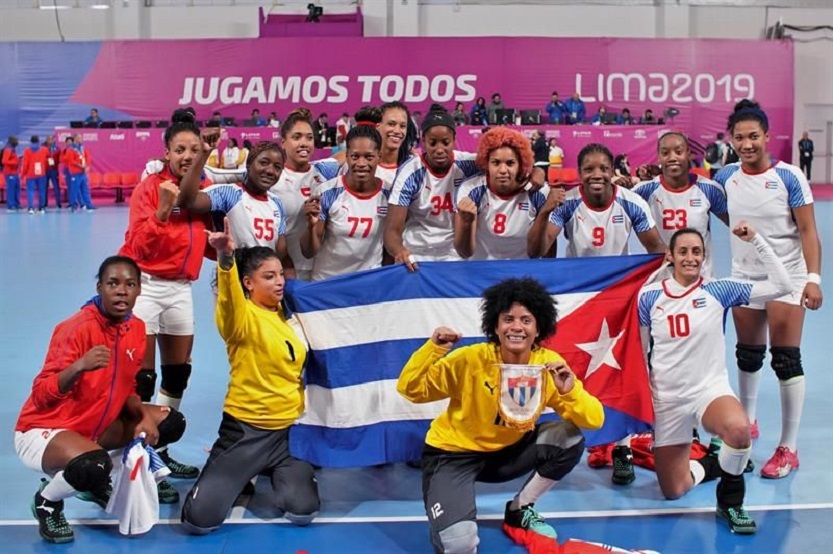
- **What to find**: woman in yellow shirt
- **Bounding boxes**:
[398,277,604,553]
[181,218,318,534]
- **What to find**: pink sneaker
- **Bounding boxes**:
[761,446,799,479]
[750,420,759,440]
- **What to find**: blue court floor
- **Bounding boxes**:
[0,201,831,553]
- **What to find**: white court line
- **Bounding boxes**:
[1,502,832,526]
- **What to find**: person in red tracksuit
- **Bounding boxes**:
[3,135,21,211]
[21,135,50,214]
[44,136,62,208]
[14,256,187,544]
[117,108,209,480]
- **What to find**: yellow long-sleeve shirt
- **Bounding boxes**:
[397,340,605,452]
[216,261,307,430]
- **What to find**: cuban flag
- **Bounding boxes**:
[689,198,702,207]
[692,297,707,309]
[285,255,663,468]
[517,202,530,211]
[612,214,625,224]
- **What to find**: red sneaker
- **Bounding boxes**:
[761,446,799,479]
[750,420,759,440]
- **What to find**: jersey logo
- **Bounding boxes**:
[301,187,311,197]
[654,197,664,205]
[576,214,586,223]
[313,175,323,184]
[655,305,666,314]
[484,381,496,395]
[377,205,388,216]
[517,202,530,211]
[244,205,253,212]
[765,181,779,190]
[689,198,702,207]
[612,214,625,224]
[126,348,135,361]
[692,297,707,308]
[507,377,537,407]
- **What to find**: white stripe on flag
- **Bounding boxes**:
[297,292,597,351]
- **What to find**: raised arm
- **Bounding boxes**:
[299,196,325,260]
[527,188,565,258]
[453,197,478,259]
[397,327,462,404]
[179,128,221,213]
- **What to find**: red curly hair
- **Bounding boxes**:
[475,127,535,183]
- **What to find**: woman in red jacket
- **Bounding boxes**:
[14,256,187,544]
[118,108,209,480]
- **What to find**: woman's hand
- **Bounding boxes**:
[430,327,462,348]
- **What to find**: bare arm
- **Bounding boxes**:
[383,204,417,271]
[636,227,667,254]
[453,197,478,259]
[793,204,823,309]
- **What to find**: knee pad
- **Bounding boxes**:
[437,520,479,554]
[736,344,766,373]
[136,369,157,402]
[64,450,112,494]
[160,363,192,398]
[157,408,187,447]
[285,511,317,527]
[771,347,803,380]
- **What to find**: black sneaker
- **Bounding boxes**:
[158,449,199,479]
[157,480,180,504]
[503,501,557,540]
[717,504,757,534]
[32,480,74,544]
[611,446,635,485]
[697,454,722,483]
[76,481,112,509]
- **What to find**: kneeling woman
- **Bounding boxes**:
[398,278,604,553]
[181,219,318,533]
[14,256,187,544]
[638,223,792,534]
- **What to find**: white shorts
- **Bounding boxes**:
[653,381,737,448]
[15,428,66,473]
[732,272,807,311]
[133,274,194,336]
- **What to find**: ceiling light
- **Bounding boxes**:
[90,4,111,8]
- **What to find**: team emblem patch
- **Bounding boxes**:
[612,214,625,224]
[765,181,779,190]
[689,198,702,207]
[498,364,546,432]
[692,297,707,308]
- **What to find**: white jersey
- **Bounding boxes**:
[388,151,479,262]
[204,183,287,250]
[550,185,655,257]
[633,175,727,277]
[455,175,549,260]
[376,162,399,186]
[270,159,341,273]
[715,162,813,279]
[106,439,170,536]
[312,176,391,281]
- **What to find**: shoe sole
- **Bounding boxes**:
[612,472,636,485]
[30,504,74,543]
[716,510,757,535]
[167,471,199,479]
[158,494,180,504]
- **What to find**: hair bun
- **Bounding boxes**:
[171,108,196,124]
[287,107,312,121]
[733,99,760,114]
[354,105,382,125]
[428,103,448,114]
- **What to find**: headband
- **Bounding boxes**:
[735,107,769,130]
[421,110,456,135]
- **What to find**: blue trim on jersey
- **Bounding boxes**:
[550,197,582,229]
[268,194,288,235]
[453,158,479,178]
[318,185,345,223]
[633,180,660,203]
[638,288,662,328]
[616,197,652,233]
[695,180,728,216]
[530,189,547,211]
[467,183,488,208]
[713,164,740,187]
[314,159,342,181]
[775,166,810,208]
[702,279,753,309]
[206,184,243,213]
[393,166,426,207]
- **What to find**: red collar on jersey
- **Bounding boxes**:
[662,276,704,299]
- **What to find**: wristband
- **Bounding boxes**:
[807,273,821,285]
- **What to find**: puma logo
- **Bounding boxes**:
[484,381,496,395]
[37,502,54,515]
[126,349,135,361]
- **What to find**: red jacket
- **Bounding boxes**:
[118,166,210,281]
[16,298,146,442]
[2,148,19,175]
[21,146,50,178]
[62,147,88,175]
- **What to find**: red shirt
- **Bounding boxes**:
[2,148,19,175]
[62,147,88,175]
[16,299,146,442]
[21,146,50,178]
[118,166,211,281]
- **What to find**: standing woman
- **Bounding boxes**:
[181,223,318,534]
[271,108,341,280]
[454,127,561,260]
[639,224,792,533]
[375,102,415,185]
[117,108,210,479]
[633,132,728,278]
[300,124,389,280]
[714,100,823,479]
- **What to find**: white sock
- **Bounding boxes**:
[718,443,751,476]
[689,460,706,486]
[512,473,557,509]
[615,436,631,448]
[738,371,761,423]
[156,392,182,411]
[41,471,78,502]
[778,376,805,451]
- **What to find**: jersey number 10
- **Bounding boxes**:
[667,313,691,338]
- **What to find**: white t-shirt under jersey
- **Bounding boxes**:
[388,152,479,262]
[455,174,549,260]
[550,185,656,257]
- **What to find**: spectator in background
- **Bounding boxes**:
[84,108,102,127]
[312,113,332,148]
[591,106,608,126]
[530,130,549,175]
[563,93,586,125]
[336,113,352,141]
[613,153,639,188]
[268,112,281,128]
[207,111,223,128]
[44,136,61,208]
[331,134,346,156]
[798,132,814,182]
[249,109,266,127]
[470,97,488,126]
[223,138,242,170]
[2,136,21,212]
[239,140,252,168]
[706,132,729,178]
[22,135,49,215]
[545,91,565,124]
[452,102,469,126]
[60,137,74,207]
[640,109,657,125]
[487,93,506,125]
[618,108,635,125]
[548,138,564,170]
